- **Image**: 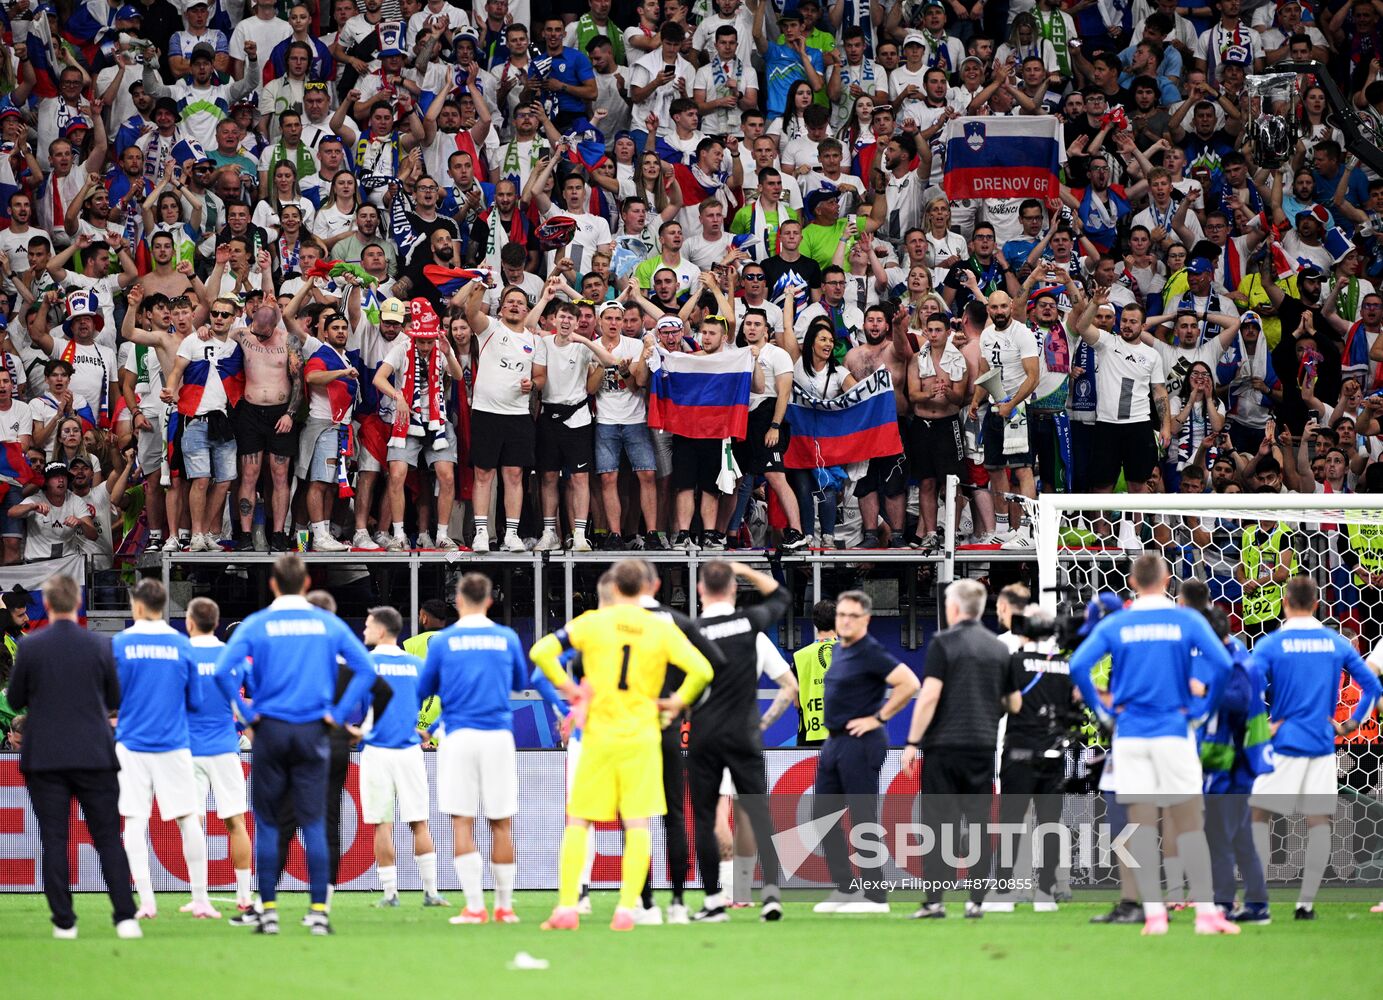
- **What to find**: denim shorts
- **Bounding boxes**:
[0,506,22,538]
[180,416,237,483]
[305,423,342,484]
[595,422,657,475]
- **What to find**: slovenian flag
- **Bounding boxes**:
[942,116,1063,202]
[177,344,245,417]
[422,264,490,298]
[303,344,358,423]
[564,119,608,172]
[783,368,903,469]
[647,347,753,441]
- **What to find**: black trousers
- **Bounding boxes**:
[920,747,996,904]
[25,769,136,929]
[814,729,888,901]
[276,728,353,886]
[993,748,1065,896]
[686,725,782,897]
[643,723,689,906]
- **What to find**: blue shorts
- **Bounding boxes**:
[0,506,22,538]
[180,417,238,483]
[595,422,657,475]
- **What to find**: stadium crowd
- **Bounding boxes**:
[0,0,1382,562]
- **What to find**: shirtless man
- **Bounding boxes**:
[228,301,302,551]
[139,231,200,304]
[842,304,915,547]
[905,314,969,552]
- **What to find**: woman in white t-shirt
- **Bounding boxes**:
[253,161,316,244]
[923,198,968,288]
[766,81,814,150]
[1167,361,1224,489]
[784,317,857,547]
[311,171,362,249]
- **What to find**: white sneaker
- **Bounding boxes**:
[633,904,664,926]
[436,534,460,552]
[1033,901,1059,913]
[188,533,213,552]
[472,527,491,552]
[666,902,690,925]
[812,890,863,913]
[571,532,593,553]
[385,533,407,552]
[162,534,185,552]
[115,919,143,940]
[373,531,391,549]
[836,900,890,914]
[53,925,78,940]
[313,531,349,552]
[351,530,382,550]
[503,531,527,553]
[981,898,1016,913]
[534,528,563,552]
[416,531,435,549]
[1000,528,1034,550]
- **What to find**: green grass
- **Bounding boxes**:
[4,892,1378,999]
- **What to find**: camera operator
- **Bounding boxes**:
[982,606,1077,914]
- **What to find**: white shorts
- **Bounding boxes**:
[116,744,198,819]
[1248,754,1337,816]
[719,767,736,797]
[436,728,518,820]
[1113,734,1202,806]
[192,752,248,819]
[360,744,431,824]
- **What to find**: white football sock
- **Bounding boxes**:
[416,852,438,896]
[176,815,209,904]
[493,862,516,910]
[453,852,484,912]
[234,868,253,907]
[378,864,398,899]
[717,859,732,897]
[1300,823,1331,906]
[1127,821,1165,918]
[392,521,406,538]
[123,815,154,908]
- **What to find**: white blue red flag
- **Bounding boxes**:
[942,116,1063,202]
[784,368,903,469]
[647,347,753,441]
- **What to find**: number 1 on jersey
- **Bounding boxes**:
[617,644,631,690]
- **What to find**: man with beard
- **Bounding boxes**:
[798,266,865,358]
[138,232,198,302]
[762,220,821,310]
[469,179,533,271]
[213,301,300,553]
[488,103,550,194]
[335,205,398,275]
[36,139,95,251]
[423,76,494,196]
[441,151,494,234]
[373,299,468,552]
[869,133,929,253]
[844,305,914,547]
[461,280,537,554]
[1137,308,1242,400]
[968,291,1040,548]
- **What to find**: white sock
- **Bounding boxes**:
[1300,823,1331,906]
[378,864,398,899]
[312,520,328,535]
[1252,821,1272,878]
[326,884,336,913]
[493,862,516,910]
[416,852,438,896]
[234,868,253,907]
[505,518,520,536]
[581,831,597,887]
[435,525,450,540]
[1174,831,1215,915]
[734,855,756,902]
[718,859,732,896]
[1163,855,1186,903]
[453,851,484,912]
[474,516,488,535]
[176,815,209,904]
[123,815,154,908]
[392,521,406,538]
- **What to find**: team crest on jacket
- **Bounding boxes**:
[965,121,986,152]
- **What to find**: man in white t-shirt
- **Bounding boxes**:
[684,201,734,271]
[163,305,241,552]
[590,299,661,550]
[461,280,536,554]
[1079,298,1171,494]
[31,290,120,429]
[69,451,132,572]
[969,292,1040,546]
[229,0,292,81]
[627,25,696,141]
[9,462,97,563]
[0,368,33,564]
[541,173,614,277]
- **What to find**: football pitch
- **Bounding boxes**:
[3,892,1377,999]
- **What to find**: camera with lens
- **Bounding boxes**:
[1010,609,1085,651]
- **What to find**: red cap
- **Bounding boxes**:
[408,297,441,339]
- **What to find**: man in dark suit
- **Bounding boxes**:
[7,575,142,940]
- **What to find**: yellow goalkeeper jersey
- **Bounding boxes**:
[531,604,713,747]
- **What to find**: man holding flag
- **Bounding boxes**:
[162,296,245,553]
[300,310,358,552]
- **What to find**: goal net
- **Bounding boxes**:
[1036,493,1383,890]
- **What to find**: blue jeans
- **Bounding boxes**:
[792,470,838,536]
